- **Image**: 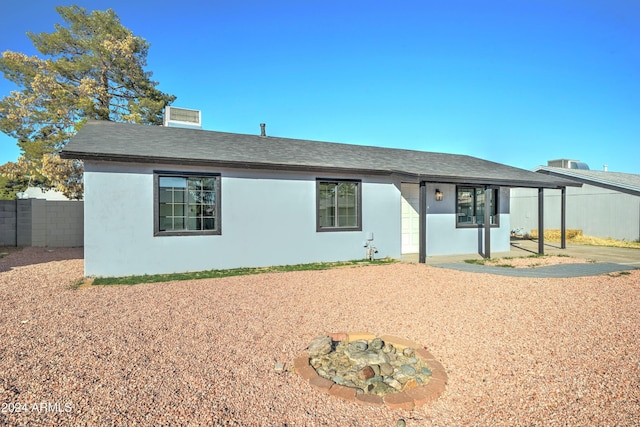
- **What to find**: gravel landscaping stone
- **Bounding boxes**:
[1,247,639,426]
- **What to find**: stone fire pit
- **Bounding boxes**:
[294,332,447,410]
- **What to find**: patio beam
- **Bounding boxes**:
[538,187,544,255]
[561,187,567,249]
[484,185,491,258]
[419,181,427,263]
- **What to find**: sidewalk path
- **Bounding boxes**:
[431,262,636,278]
[407,239,640,278]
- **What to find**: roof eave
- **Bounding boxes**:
[61,151,580,189]
[60,151,393,176]
[60,150,582,189]
[413,173,581,189]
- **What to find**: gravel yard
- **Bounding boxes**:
[1,247,639,426]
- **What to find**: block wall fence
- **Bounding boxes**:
[0,199,83,247]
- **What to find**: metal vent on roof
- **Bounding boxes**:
[163,106,202,129]
[570,161,590,170]
[547,159,590,170]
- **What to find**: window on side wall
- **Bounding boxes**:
[456,186,499,227]
[316,179,362,232]
[154,172,221,236]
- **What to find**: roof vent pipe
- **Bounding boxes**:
[260,123,266,137]
[603,164,608,172]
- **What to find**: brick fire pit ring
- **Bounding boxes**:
[294,332,448,410]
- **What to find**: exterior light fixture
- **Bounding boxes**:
[435,189,443,201]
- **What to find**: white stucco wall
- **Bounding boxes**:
[83,160,518,277]
[425,184,511,256]
[83,161,401,277]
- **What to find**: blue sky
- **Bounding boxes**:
[1,0,639,173]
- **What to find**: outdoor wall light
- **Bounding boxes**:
[435,189,443,201]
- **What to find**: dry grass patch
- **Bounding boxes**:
[528,230,640,249]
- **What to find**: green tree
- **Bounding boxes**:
[0,5,176,199]
[0,174,28,200]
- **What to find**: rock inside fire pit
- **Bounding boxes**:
[307,335,433,396]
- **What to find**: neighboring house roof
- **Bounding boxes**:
[61,120,580,189]
[19,187,70,200]
[534,166,640,197]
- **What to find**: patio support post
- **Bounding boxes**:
[419,181,427,263]
[484,185,491,258]
[538,187,544,255]
[561,187,567,249]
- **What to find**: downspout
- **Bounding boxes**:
[419,181,426,263]
[561,187,566,249]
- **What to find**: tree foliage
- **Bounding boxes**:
[0,5,176,199]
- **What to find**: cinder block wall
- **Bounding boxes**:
[0,201,17,246]
[30,199,47,246]
[4,199,83,247]
[16,199,32,246]
[45,201,84,246]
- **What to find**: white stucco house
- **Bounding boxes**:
[61,120,578,277]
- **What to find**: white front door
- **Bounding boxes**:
[401,183,420,254]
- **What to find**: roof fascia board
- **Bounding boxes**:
[62,151,393,177]
[415,174,580,189]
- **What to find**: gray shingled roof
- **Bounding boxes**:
[534,166,640,196]
[61,120,579,188]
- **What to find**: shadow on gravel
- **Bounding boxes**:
[0,247,84,272]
